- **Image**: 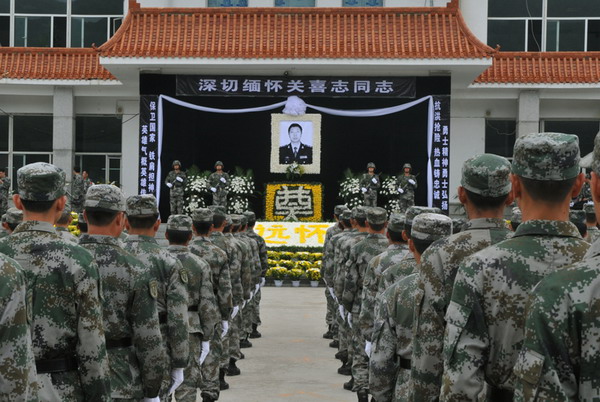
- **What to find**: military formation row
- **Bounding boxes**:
[320,131,600,401]
[0,161,268,402]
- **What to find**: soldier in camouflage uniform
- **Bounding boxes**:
[238,214,263,341]
[0,254,37,401]
[165,160,187,215]
[369,213,452,402]
[411,154,514,401]
[208,161,230,208]
[510,206,522,231]
[71,166,85,213]
[55,202,78,245]
[243,210,268,338]
[0,168,11,215]
[513,132,600,400]
[360,162,380,207]
[0,162,111,400]
[570,209,588,238]
[342,207,390,400]
[442,133,591,401]
[166,215,220,402]
[124,194,189,399]
[81,184,167,401]
[397,163,418,213]
[190,208,234,395]
[82,170,93,193]
[1,207,22,235]
[584,202,600,243]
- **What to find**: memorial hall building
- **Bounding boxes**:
[1,0,599,215]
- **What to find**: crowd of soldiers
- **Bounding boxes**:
[0,162,268,401]
[321,131,600,401]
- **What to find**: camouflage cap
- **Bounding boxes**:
[1,214,5,223]
[403,163,412,169]
[341,210,352,220]
[173,160,181,167]
[367,162,376,169]
[208,205,227,219]
[387,213,405,232]
[592,131,600,175]
[411,213,453,242]
[78,212,86,223]
[17,162,66,201]
[126,194,158,216]
[512,132,580,180]
[84,184,126,212]
[215,161,224,168]
[352,206,368,220]
[243,211,256,223]
[569,209,586,226]
[225,215,233,226]
[334,205,349,216]
[461,154,512,197]
[239,215,248,226]
[511,207,522,224]
[167,214,193,231]
[452,217,468,233]
[191,208,213,223]
[405,206,442,226]
[230,214,243,226]
[584,202,595,215]
[5,207,23,225]
[367,207,387,225]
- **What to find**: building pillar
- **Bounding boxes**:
[53,86,75,179]
[517,90,540,138]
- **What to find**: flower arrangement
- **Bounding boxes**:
[285,162,305,180]
[266,266,288,280]
[265,182,323,222]
[68,211,80,236]
[287,268,305,280]
[338,169,364,208]
[306,268,321,281]
[379,176,399,197]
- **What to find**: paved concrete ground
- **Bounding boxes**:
[215,287,353,402]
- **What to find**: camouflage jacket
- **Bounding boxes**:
[333,230,368,300]
[208,172,230,195]
[237,233,261,285]
[369,272,420,402]
[245,228,269,277]
[71,174,85,203]
[0,177,10,198]
[342,233,389,314]
[124,234,189,369]
[227,233,253,300]
[0,221,111,401]
[322,228,350,285]
[210,231,244,306]
[0,256,38,402]
[411,218,512,401]
[165,170,187,195]
[378,255,416,294]
[442,220,590,400]
[55,226,79,245]
[321,224,343,280]
[587,225,600,244]
[79,234,167,399]
[189,235,233,320]
[397,174,417,198]
[168,245,219,341]
[358,243,409,342]
[360,173,381,197]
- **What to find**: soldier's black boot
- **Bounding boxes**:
[335,349,347,361]
[357,390,369,402]
[323,325,333,339]
[337,358,351,376]
[239,352,245,360]
[250,323,262,339]
[201,392,217,402]
[329,339,339,348]
[343,377,354,391]
[227,358,241,376]
[240,334,253,348]
[219,369,230,390]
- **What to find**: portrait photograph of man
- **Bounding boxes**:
[279,122,313,165]
[271,113,321,174]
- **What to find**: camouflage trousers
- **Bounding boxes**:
[170,194,184,215]
[212,193,227,208]
[220,330,230,370]
[351,325,369,392]
[37,371,85,401]
[242,300,253,335]
[399,197,414,213]
[395,367,412,401]
[253,287,262,327]
[364,195,377,207]
[175,333,203,402]
[0,196,8,216]
[228,309,243,361]
[325,289,335,326]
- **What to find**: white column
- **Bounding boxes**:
[517,90,540,138]
[120,100,140,197]
[53,86,75,177]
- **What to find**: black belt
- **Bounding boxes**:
[36,356,78,373]
[489,386,514,402]
[106,338,132,349]
[399,357,411,370]
[159,312,168,324]
[188,305,199,312]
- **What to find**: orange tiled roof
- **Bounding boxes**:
[0,47,115,81]
[99,3,494,60]
[475,52,600,85]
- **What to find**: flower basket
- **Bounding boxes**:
[291,280,301,287]
[266,266,288,280]
[274,279,284,287]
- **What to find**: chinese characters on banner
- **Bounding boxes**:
[431,95,451,214]
[176,76,416,98]
[139,95,160,196]
[265,183,323,222]
[255,222,335,247]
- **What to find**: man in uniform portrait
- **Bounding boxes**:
[279,123,313,165]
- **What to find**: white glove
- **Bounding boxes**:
[361,187,368,193]
[398,187,404,194]
[231,305,239,319]
[210,187,217,193]
[347,313,353,328]
[220,177,226,183]
[176,176,184,182]
[255,283,260,293]
[260,277,266,288]
[143,398,160,402]
[371,177,377,184]
[365,341,372,358]
[167,368,184,395]
[328,287,336,301]
[166,183,173,188]
[221,320,229,338]
[248,292,254,302]
[199,341,210,365]
[408,179,416,185]
[242,300,247,308]
[338,305,345,320]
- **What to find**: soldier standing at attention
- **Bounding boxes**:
[514,132,600,400]
[0,162,111,400]
[71,165,85,213]
[124,194,189,399]
[165,160,187,215]
[442,133,591,400]
[411,154,514,401]
[166,215,220,402]
[1,207,22,235]
[0,168,11,215]
[360,162,380,207]
[55,202,78,245]
[208,161,230,208]
[397,163,417,212]
[82,170,93,193]
[243,210,268,339]
[584,202,600,243]
[81,185,167,402]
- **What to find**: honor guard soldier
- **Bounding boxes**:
[165,160,187,215]
[360,162,380,207]
[397,163,418,212]
[208,161,231,208]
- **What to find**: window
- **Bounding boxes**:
[15,0,66,14]
[343,0,383,6]
[547,20,585,51]
[14,16,52,47]
[485,120,516,158]
[71,0,123,15]
[207,0,248,6]
[75,116,121,153]
[0,0,9,13]
[13,116,53,152]
[543,121,600,157]
[275,0,315,6]
[489,0,542,18]
[0,115,8,152]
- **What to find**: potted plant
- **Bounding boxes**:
[266,266,288,287]
[288,268,304,287]
[307,268,321,287]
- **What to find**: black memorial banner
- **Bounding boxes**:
[138,95,159,196]
[176,75,416,98]
[430,95,451,214]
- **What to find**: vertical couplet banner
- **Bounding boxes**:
[430,95,451,214]
[138,95,159,197]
